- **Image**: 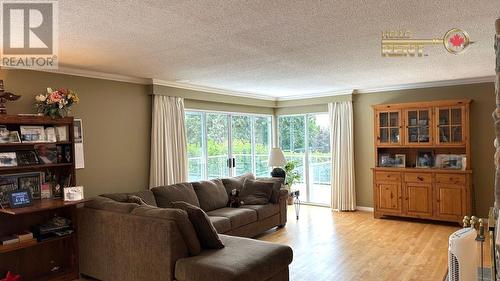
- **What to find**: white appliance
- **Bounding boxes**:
[448,227,478,281]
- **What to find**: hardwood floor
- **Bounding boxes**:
[257,205,461,281]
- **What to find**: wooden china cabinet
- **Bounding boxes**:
[372,99,472,223]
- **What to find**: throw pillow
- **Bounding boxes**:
[192,179,228,212]
[131,205,202,256]
[221,172,256,196]
[240,179,274,205]
[256,177,285,203]
[152,182,200,208]
[170,201,224,249]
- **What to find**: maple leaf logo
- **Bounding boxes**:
[449,34,465,47]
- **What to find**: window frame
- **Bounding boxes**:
[185,109,274,180]
[277,112,331,207]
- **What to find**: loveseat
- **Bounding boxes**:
[77,173,293,281]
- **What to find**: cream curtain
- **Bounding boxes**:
[329,101,356,211]
[149,95,188,188]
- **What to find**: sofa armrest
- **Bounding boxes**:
[277,188,289,226]
[278,188,289,201]
[78,207,189,281]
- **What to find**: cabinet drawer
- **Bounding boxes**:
[375,172,401,182]
[435,174,466,185]
[404,173,432,183]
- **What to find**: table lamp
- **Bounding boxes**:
[268,148,287,178]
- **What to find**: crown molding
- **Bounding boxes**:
[38,66,151,85]
[151,79,276,101]
[355,76,495,95]
[26,67,496,101]
[276,89,353,101]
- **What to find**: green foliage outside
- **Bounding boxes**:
[185,112,331,183]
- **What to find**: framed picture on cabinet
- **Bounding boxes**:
[379,153,392,167]
[416,151,434,168]
[394,154,406,168]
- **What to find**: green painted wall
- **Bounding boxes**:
[352,83,495,217]
[0,69,152,197]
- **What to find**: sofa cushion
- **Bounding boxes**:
[206,207,257,229]
[152,183,200,208]
[170,201,224,249]
[131,205,202,256]
[175,234,293,281]
[240,179,274,205]
[256,177,285,204]
[101,190,158,207]
[240,204,279,220]
[192,179,228,212]
[85,196,138,213]
[221,172,255,195]
[208,216,232,233]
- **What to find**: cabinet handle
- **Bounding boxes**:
[417,176,424,181]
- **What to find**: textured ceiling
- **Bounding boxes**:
[58,0,498,98]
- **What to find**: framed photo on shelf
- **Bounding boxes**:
[0,152,17,167]
[416,151,434,168]
[16,150,40,166]
[34,144,58,164]
[379,153,392,167]
[18,172,42,200]
[435,154,466,170]
[45,127,57,143]
[20,126,46,143]
[63,186,84,202]
[0,175,18,205]
[55,125,68,141]
[0,130,21,144]
[394,154,406,168]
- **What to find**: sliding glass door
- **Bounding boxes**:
[278,113,331,206]
[206,113,230,179]
[185,111,272,181]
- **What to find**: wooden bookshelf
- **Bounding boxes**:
[0,115,79,281]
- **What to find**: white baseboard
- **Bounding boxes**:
[356,206,374,212]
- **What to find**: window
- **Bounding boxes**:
[278,113,331,206]
[185,111,272,181]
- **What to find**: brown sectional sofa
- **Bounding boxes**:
[78,174,292,281]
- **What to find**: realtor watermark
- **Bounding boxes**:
[381,28,472,57]
[0,0,58,69]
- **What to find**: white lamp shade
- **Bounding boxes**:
[268,148,287,167]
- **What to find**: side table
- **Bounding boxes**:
[290,190,300,219]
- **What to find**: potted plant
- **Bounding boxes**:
[284,161,301,205]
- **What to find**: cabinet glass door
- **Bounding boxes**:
[377,110,401,145]
[405,109,431,145]
[436,107,464,145]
